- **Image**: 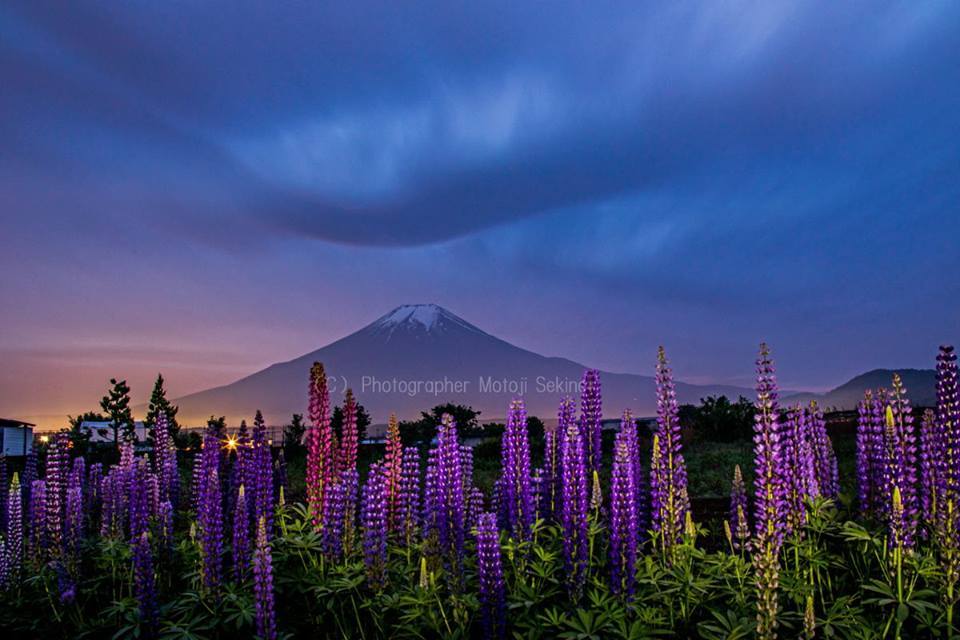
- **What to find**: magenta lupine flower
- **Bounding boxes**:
[45,433,69,558]
[579,370,603,475]
[560,413,589,600]
[809,402,839,499]
[857,392,876,516]
[253,515,277,640]
[252,411,274,537]
[232,485,250,581]
[198,432,223,596]
[361,463,388,590]
[6,473,22,584]
[153,412,178,509]
[339,389,359,476]
[28,480,46,566]
[396,446,421,545]
[476,512,506,639]
[498,399,534,541]
[884,375,919,549]
[650,347,690,556]
[433,414,465,572]
[729,465,749,551]
[753,343,785,640]
[133,531,158,638]
[383,415,403,534]
[609,431,639,598]
[307,363,334,530]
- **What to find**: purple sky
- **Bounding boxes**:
[2,2,958,427]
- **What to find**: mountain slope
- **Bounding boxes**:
[173,304,755,425]
[784,368,936,409]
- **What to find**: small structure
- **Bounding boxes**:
[79,420,149,444]
[0,418,35,456]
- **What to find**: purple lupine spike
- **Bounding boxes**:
[809,402,839,499]
[7,473,22,585]
[545,397,576,524]
[361,463,388,590]
[935,346,959,532]
[782,405,810,534]
[129,459,152,542]
[64,483,83,571]
[650,347,690,557]
[306,362,333,530]
[252,411,274,537]
[579,370,603,475]
[0,524,9,589]
[609,431,639,598]
[467,485,485,535]
[191,451,203,512]
[0,454,8,533]
[253,515,277,640]
[397,446,421,545]
[498,399,534,541]
[422,447,439,541]
[157,499,173,553]
[619,410,646,539]
[729,465,749,551]
[232,485,250,581]
[28,480,46,567]
[430,414,465,573]
[321,476,347,560]
[560,412,589,601]
[198,431,223,596]
[884,376,919,550]
[133,531,158,638]
[919,408,941,532]
[869,389,889,515]
[857,392,876,516]
[45,433,69,559]
[752,343,786,640]
[476,512,506,639]
[153,412,179,510]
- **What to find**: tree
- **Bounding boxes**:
[399,403,482,443]
[100,378,134,445]
[284,413,306,453]
[680,395,755,442]
[145,374,179,437]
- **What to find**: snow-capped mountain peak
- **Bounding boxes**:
[366,304,485,340]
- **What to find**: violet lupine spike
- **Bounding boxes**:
[340,469,360,557]
[253,515,277,640]
[64,484,83,572]
[339,389,359,476]
[45,433,69,559]
[153,412,179,510]
[396,446,421,546]
[884,376,919,550]
[498,399,534,541]
[869,389,890,515]
[7,473,22,585]
[650,347,690,557]
[935,346,959,533]
[545,397,576,523]
[857,392,876,516]
[619,410,646,538]
[782,405,809,535]
[809,402,839,499]
[252,411,274,537]
[560,413,589,601]
[191,451,203,512]
[129,459,152,543]
[422,447,439,542]
[133,531,158,638]
[198,432,223,597]
[433,414,465,574]
[752,343,785,640]
[321,476,347,560]
[609,432,638,598]
[28,480,46,567]
[157,499,173,553]
[579,370,603,475]
[729,465,749,551]
[307,362,333,530]
[476,512,506,639]
[232,485,250,581]
[361,463,388,590]
[383,414,403,533]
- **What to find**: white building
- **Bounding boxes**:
[79,420,149,443]
[0,418,34,456]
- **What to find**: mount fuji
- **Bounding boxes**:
[172,304,755,425]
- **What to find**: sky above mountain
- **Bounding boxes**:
[2,2,958,422]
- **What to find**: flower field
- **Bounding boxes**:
[0,345,958,639]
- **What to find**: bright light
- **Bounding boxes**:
[39,435,50,443]
[225,437,238,451]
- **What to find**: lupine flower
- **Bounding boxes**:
[579,370,603,475]
[619,410,646,537]
[45,433,69,558]
[609,432,639,597]
[396,446,421,545]
[64,484,83,570]
[54,560,75,605]
[869,389,891,515]
[560,413,589,600]
[476,512,506,639]
[857,392,876,516]
[133,531,158,638]
[129,459,152,543]
[157,499,173,553]
[466,485,485,535]
[0,454,7,533]
[321,475,347,560]
[752,343,785,640]
[498,399,534,541]
[383,414,403,533]
[191,451,203,512]
[252,411,274,536]
[28,480,46,566]
[361,464,388,590]
[650,347,690,558]
[198,432,223,596]
[306,362,334,529]
[338,389,359,475]
[542,398,574,523]
[6,473,22,584]
[884,375,918,550]
[783,405,812,534]
[729,465,749,551]
[153,412,178,510]
[428,414,465,573]
[253,515,277,640]
[0,538,8,590]
[934,345,959,629]
[809,402,839,499]
[232,485,250,581]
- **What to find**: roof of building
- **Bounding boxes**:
[0,418,36,429]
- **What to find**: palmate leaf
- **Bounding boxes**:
[696,609,753,640]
